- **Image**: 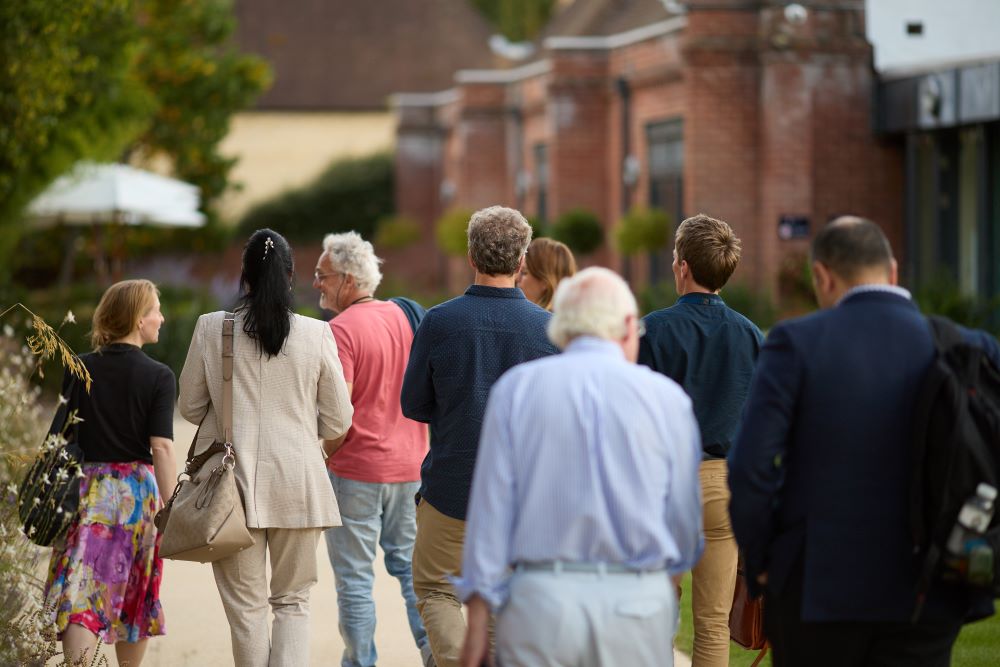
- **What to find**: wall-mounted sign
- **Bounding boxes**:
[778,215,810,240]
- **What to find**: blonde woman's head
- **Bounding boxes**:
[91,279,162,349]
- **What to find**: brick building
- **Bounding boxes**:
[393,0,904,298]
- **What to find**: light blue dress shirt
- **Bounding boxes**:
[454,336,705,609]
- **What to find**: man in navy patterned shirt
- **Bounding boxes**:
[401,205,558,667]
[639,213,763,667]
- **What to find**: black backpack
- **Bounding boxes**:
[910,316,1000,620]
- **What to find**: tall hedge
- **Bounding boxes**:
[237,152,394,241]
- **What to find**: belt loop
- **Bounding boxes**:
[554,561,563,576]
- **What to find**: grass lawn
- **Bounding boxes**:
[675,574,1000,666]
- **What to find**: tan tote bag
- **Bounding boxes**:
[155,313,255,562]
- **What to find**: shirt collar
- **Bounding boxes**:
[677,292,724,306]
[838,284,912,306]
[465,284,525,299]
[564,336,626,359]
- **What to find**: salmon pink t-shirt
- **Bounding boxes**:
[327,300,428,483]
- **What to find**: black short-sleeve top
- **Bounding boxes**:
[69,343,177,463]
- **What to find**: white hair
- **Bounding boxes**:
[322,231,383,293]
[547,267,638,349]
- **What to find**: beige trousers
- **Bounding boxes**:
[212,527,322,667]
[690,460,739,667]
[412,499,467,667]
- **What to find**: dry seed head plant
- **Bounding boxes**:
[0,304,105,666]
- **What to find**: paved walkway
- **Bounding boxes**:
[136,415,691,666]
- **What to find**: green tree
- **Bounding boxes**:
[0,0,153,266]
[472,0,556,42]
[0,0,270,280]
[130,0,272,222]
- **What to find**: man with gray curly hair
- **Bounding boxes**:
[402,205,558,667]
[313,231,434,667]
[456,267,703,667]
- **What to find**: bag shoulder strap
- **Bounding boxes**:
[182,312,236,464]
[222,312,235,445]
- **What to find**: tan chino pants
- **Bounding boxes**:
[690,460,739,667]
[412,499,467,667]
[212,527,322,667]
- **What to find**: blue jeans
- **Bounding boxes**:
[325,472,427,667]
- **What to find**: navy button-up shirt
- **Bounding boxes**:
[401,284,559,520]
[638,292,764,459]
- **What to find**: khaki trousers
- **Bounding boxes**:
[412,499,467,667]
[690,460,739,667]
[212,527,322,667]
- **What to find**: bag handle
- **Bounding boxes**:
[222,311,235,445]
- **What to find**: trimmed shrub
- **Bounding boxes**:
[374,215,422,250]
[551,208,603,255]
[237,152,394,241]
[435,209,474,257]
[616,207,672,256]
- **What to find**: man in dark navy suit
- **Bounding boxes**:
[729,216,1000,667]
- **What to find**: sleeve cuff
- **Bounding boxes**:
[451,575,510,612]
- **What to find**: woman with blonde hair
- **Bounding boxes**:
[44,279,176,667]
[518,237,577,311]
[179,228,352,667]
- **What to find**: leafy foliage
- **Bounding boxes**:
[130,0,272,222]
[435,209,475,257]
[914,273,1000,335]
[471,0,556,42]
[374,215,422,250]
[0,0,153,265]
[616,207,672,256]
[551,208,604,256]
[237,153,394,242]
[0,0,270,277]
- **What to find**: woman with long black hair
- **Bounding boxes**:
[179,229,353,667]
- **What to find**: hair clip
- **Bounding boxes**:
[263,237,275,259]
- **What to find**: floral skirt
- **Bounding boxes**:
[43,461,166,644]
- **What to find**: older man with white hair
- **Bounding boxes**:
[456,267,704,667]
[313,232,433,667]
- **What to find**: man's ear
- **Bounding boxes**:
[516,254,526,276]
[812,261,832,295]
[888,258,899,286]
[467,252,476,271]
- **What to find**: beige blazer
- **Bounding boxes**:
[178,311,352,529]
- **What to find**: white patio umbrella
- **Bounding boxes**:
[27,162,206,284]
[28,162,206,227]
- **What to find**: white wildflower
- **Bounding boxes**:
[57,393,69,406]
[63,310,76,324]
[3,324,13,337]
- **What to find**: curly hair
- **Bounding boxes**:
[467,206,532,276]
[322,231,384,293]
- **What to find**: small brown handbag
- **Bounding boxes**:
[155,313,254,562]
[729,555,769,667]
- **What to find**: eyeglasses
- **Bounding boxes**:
[314,270,340,282]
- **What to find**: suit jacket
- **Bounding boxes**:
[729,291,997,624]
[179,311,353,529]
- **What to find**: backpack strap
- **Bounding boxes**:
[927,315,968,354]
